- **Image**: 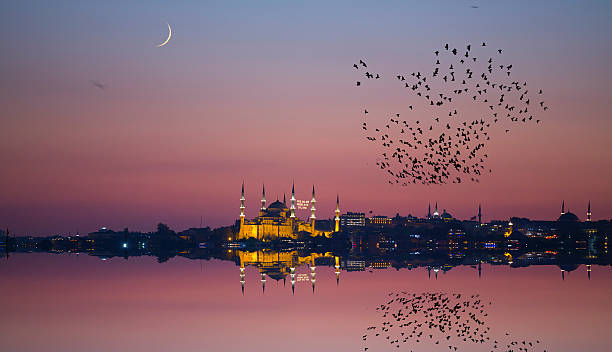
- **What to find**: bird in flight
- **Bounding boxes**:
[352,42,548,185]
[90,80,106,90]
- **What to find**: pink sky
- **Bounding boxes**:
[1,1,611,234]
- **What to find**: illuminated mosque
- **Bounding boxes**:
[237,182,340,241]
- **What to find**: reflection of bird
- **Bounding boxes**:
[352,42,548,185]
[90,80,106,90]
[361,291,546,352]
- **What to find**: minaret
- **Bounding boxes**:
[334,194,340,232]
[310,258,316,294]
[433,202,439,217]
[586,201,592,222]
[561,200,565,215]
[290,182,296,218]
[240,181,245,227]
[478,204,482,224]
[427,203,431,219]
[261,184,266,211]
[335,256,340,286]
[310,185,316,228]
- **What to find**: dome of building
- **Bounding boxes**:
[558,264,579,272]
[441,209,453,219]
[558,211,579,222]
[267,200,287,209]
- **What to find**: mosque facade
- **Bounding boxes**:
[237,182,340,241]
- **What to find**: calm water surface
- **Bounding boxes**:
[1,253,610,352]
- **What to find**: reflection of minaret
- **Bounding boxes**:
[290,267,295,294]
[335,256,340,286]
[586,201,592,222]
[310,185,316,228]
[310,258,316,294]
[261,272,266,294]
[587,264,591,280]
[261,184,266,211]
[478,204,482,224]
[240,182,245,227]
[290,182,296,218]
[240,259,245,295]
[561,268,565,281]
[427,266,431,279]
[561,200,565,215]
[427,203,431,219]
[335,194,340,232]
[434,267,439,279]
[478,262,482,278]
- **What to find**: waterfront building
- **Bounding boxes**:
[237,182,337,240]
[340,212,366,227]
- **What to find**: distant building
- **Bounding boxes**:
[340,212,366,227]
[343,260,366,271]
[427,202,455,222]
[368,216,393,226]
[369,260,392,269]
[88,227,118,240]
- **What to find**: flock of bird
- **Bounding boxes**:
[353,42,549,185]
[361,291,547,352]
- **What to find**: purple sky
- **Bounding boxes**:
[1,1,611,235]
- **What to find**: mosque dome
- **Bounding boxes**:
[558,264,580,272]
[558,211,579,222]
[267,200,286,209]
[441,209,453,220]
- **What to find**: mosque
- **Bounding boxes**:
[426,202,455,221]
[237,182,340,241]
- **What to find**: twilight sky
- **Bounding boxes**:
[1,0,611,235]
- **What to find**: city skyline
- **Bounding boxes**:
[1,179,605,236]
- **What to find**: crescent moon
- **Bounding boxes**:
[157,23,171,47]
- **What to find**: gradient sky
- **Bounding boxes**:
[1,1,611,235]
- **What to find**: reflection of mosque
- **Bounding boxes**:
[233,250,340,294]
[237,182,340,240]
[231,247,600,294]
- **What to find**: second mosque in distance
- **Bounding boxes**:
[237,182,340,241]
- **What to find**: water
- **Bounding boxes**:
[1,252,610,352]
